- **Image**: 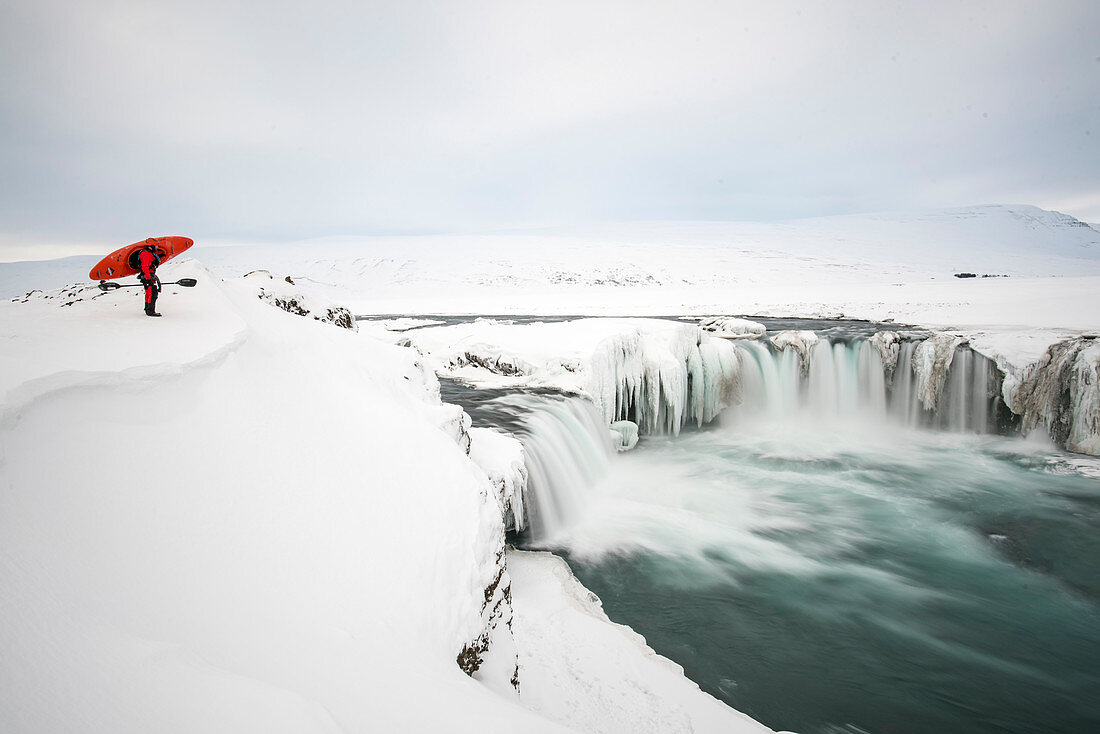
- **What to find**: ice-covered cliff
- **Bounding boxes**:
[587,325,741,434]
[1007,337,1100,456]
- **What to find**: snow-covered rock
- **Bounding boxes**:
[446,345,541,377]
[769,330,819,376]
[912,333,965,411]
[388,319,743,437]
[870,330,902,381]
[698,316,766,339]
[469,426,529,533]
[1008,337,1100,456]
[609,420,640,451]
[245,269,357,331]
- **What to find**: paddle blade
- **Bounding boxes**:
[174,278,198,287]
[97,281,121,291]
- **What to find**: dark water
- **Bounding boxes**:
[541,426,1100,734]
[359,313,915,341]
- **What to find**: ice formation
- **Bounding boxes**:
[469,426,529,533]
[769,330,819,376]
[610,420,640,451]
[1009,337,1100,455]
[911,333,964,410]
[698,316,767,339]
[586,325,742,435]
[870,330,901,381]
[446,345,540,377]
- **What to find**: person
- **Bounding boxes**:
[137,239,162,317]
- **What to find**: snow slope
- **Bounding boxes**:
[0,262,771,733]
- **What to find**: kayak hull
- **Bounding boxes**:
[89,236,194,281]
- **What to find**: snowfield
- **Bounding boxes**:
[0,261,770,733]
[7,204,1096,368]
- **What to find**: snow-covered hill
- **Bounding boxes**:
[193,205,1100,313]
[0,262,771,733]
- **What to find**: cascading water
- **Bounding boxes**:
[439,323,1099,734]
[439,381,613,542]
[518,330,1094,734]
[727,334,1003,433]
[511,395,613,541]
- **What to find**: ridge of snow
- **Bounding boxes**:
[0,261,248,429]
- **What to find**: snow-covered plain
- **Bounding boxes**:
[5,206,1099,345]
[0,262,770,733]
[23,205,1087,368]
[2,204,1099,732]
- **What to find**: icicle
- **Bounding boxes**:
[585,325,741,436]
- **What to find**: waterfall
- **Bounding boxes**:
[445,330,1015,549]
[517,396,613,541]
[935,345,996,433]
[444,386,614,542]
[726,333,1004,433]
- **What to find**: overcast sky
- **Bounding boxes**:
[1,0,1097,255]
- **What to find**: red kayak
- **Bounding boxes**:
[89,236,194,281]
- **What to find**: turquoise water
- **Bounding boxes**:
[543,424,1100,734]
